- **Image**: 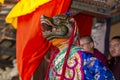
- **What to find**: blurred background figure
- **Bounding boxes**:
[109,36,120,80]
[79,36,109,67]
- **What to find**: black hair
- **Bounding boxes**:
[80,36,94,43]
[111,36,120,40]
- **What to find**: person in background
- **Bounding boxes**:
[79,36,109,67]
[109,36,120,80]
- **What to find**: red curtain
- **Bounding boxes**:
[74,13,93,37]
[16,0,71,80]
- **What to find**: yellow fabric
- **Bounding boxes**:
[0,0,4,4]
[5,0,51,29]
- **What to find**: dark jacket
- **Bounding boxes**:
[109,57,120,80]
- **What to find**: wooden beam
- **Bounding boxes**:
[69,8,110,18]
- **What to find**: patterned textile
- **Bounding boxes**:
[83,49,109,67]
[81,51,114,80]
[46,45,115,80]
[48,45,84,80]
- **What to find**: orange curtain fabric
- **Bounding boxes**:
[74,13,93,37]
[16,0,71,80]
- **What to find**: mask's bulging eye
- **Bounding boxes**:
[54,19,60,25]
[52,28,56,32]
[48,25,52,32]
